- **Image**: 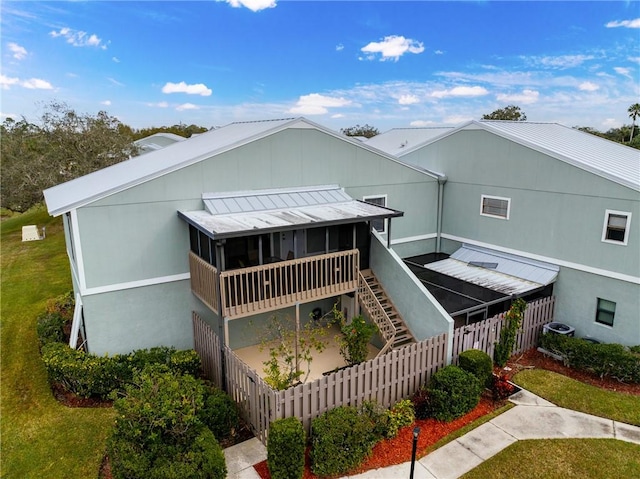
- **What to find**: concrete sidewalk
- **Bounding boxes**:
[224,389,640,479]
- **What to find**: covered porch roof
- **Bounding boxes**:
[178,184,404,240]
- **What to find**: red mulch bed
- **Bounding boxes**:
[253,348,640,479]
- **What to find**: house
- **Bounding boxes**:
[43,118,452,357]
[370,120,639,345]
[43,117,639,363]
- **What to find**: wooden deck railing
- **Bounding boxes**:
[358,272,396,356]
[218,249,360,319]
[189,251,219,313]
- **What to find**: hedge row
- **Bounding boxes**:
[540,333,640,383]
[41,342,201,398]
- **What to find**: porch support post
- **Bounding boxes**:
[223,316,230,347]
[386,219,392,249]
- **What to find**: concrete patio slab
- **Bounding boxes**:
[508,388,556,407]
[224,437,267,476]
[614,421,640,445]
[491,406,614,440]
[419,439,484,479]
[345,461,436,479]
[455,422,517,460]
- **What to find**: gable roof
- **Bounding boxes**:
[133,132,186,155]
[397,120,640,192]
[365,126,454,156]
[44,117,439,216]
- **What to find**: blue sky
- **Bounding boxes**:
[1,1,639,132]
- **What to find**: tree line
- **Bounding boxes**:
[2,102,638,213]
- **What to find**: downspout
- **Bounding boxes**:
[436,175,448,253]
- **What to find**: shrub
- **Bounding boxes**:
[630,345,640,355]
[494,299,527,367]
[540,334,640,383]
[200,386,240,440]
[411,386,431,420]
[383,399,415,438]
[36,312,67,348]
[491,373,516,400]
[458,349,493,388]
[427,365,482,422]
[45,291,75,322]
[311,405,379,476]
[267,417,306,479]
[41,342,202,399]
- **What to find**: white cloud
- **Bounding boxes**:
[578,82,599,92]
[409,120,437,127]
[443,115,473,125]
[288,93,351,115]
[112,57,120,63]
[614,67,632,79]
[629,56,640,64]
[361,35,424,62]
[602,118,621,129]
[331,113,345,119]
[226,0,276,12]
[431,86,488,98]
[147,101,169,108]
[336,43,344,52]
[22,78,54,90]
[605,18,640,28]
[398,94,420,105]
[101,100,112,106]
[0,74,20,89]
[434,50,444,55]
[496,89,540,105]
[8,42,27,60]
[176,103,199,111]
[162,81,212,96]
[535,54,594,69]
[50,27,107,49]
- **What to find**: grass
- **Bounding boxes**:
[1,206,115,479]
[462,438,640,479]
[512,369,640,426]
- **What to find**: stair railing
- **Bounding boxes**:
[357,271,396,356]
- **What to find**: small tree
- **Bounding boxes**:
[494,299,527,367]
[331,303,378,366]
[340,124,380,138]
[482,105,527,121]
[259,314,329,390]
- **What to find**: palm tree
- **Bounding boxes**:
[628,103,640,141]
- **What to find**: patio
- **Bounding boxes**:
[233,323,381,383]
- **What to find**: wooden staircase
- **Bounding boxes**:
[359,269,416,352]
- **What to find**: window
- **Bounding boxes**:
[480,195,510,220]
[601,210,631,245]
[363,195,387,233]
[595,298,615,327]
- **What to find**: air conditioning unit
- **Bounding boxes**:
[543,322,575,337]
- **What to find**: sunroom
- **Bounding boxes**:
[178,185,403,339]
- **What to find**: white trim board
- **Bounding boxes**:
[390,233,437,245]
[441,234,640,285]
[81,273,191,296]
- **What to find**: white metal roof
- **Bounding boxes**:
[365,127,454,156]
[44,117,437,216]
[179,185,403,239]
[397,120,640,192]
[424,244,559,296]
[133,132,186,155]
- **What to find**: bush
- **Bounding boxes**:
[41,343,202,399]
[411,386,431,420]
[427,365,482,422]
[267,417,306,479]
[540,334,640,383]
[494,299,527,367]
[311,405,379,476]
[458,349,493,388]
[45,291,75,322]
[383,399,415,438]
[36,312,67,348]
[630,345,640,355]
[200,386,240,440]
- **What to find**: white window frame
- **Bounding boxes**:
[595,297,616,327]
[363,194,388,233]
[601,209,631,246]
[480,195,511,220]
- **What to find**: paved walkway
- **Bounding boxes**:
[224,389,640,479]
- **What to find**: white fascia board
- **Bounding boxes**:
[80,273,191,296]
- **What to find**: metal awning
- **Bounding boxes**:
[178,185,403,240]
[424,244,559,296]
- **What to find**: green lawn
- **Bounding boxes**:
[513,369,640,426]
[1,207,115,479]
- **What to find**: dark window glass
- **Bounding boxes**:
[605,214,627,242]
[199,231,211,264]
[307,227,326,254]
[482,196,509,218]
[189,225,199,254]
[595,298,615,326]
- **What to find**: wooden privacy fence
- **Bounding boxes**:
[451,296,555,364]
[193,313,446,444]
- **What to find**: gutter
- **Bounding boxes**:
[436,175,448,253]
